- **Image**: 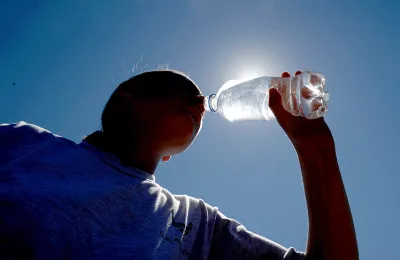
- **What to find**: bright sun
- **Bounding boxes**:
[234,66,267,81]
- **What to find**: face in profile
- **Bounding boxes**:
[113,71,205,156]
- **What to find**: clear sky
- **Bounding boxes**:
[1,1,399,259]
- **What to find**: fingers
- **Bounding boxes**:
[281,71,302,78]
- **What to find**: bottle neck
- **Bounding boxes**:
[204,94,217,112]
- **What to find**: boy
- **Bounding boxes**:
[0,70,358,259]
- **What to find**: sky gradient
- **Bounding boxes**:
[1,1,399,259]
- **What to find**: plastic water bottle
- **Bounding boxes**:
[203,71,330,122]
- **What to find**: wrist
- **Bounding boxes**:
[293,135,335,157]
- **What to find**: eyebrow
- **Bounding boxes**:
[186,87,201,96]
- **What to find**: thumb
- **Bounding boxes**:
[268,88,293,128]
[268,88,285,115]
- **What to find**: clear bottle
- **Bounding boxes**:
[203,71,330,122]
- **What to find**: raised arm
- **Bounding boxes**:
[268,71,359,260]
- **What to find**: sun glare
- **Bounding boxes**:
[238,72,262,81]
[237,68,264,80]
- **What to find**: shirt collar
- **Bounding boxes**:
[79,140,156,182]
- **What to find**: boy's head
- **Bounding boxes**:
[101,70,205,159]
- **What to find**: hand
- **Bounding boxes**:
[269,71,334,151]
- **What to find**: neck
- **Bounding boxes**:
[84,131,160,174]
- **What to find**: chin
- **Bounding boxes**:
[164,129,200,155]
[160,115,202,154]
[166,134,197,155]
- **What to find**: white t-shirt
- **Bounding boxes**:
[0,121,305,260]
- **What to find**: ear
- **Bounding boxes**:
[162,156,171,162]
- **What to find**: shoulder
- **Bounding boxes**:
[0,121,73,165]
[0,121,60,149]
[0,121,53,138]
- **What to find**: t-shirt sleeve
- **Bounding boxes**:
[208,211,306,260]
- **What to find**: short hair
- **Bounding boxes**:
[101,70,200,135]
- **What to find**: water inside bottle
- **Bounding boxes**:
[213,77,273,122]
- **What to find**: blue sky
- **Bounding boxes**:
[1,0,399,259]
